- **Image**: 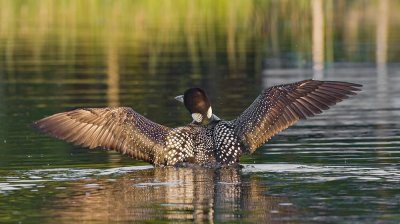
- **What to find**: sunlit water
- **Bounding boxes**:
[1,1,400,223]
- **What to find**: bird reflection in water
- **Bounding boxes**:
[45,167,295,223]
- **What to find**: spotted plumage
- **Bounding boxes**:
[32,80,362,167]
[214,121,242,165]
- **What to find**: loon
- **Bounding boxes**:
[33,80,361,167]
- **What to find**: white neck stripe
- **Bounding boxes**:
[207,107,212,119]
[192,113,203,123]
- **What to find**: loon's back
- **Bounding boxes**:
[160,120,247,167]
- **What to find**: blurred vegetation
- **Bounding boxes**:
[0,0,399,79]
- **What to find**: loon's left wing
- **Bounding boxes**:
[232,80,362,153]
[32,107,170,164]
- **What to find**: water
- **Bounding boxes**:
[1,1,400,223]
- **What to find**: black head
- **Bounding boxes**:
[182,88,213,125]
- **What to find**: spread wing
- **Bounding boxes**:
[233,80,362,153]
[32,107,171,164]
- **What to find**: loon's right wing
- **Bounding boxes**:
[232,80,362,153]
[32,107,171,164]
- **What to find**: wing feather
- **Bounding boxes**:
[32,107,170,164]
[233,80,362,153]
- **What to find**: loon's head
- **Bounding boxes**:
[175,88,213,125]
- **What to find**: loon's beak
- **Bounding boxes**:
[174,95,184,103]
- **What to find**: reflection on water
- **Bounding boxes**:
[0,166,296,223]
[2,162,400,222]
[41,167,294,223]
[0,0,400,223]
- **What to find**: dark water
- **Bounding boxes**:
[1,1,400,223]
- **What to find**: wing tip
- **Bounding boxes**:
[31,119,48,134]
[31,118,60,139]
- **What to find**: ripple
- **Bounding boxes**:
[133,180,182,188]
[242,164,400,183]
[0,165,153,194]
